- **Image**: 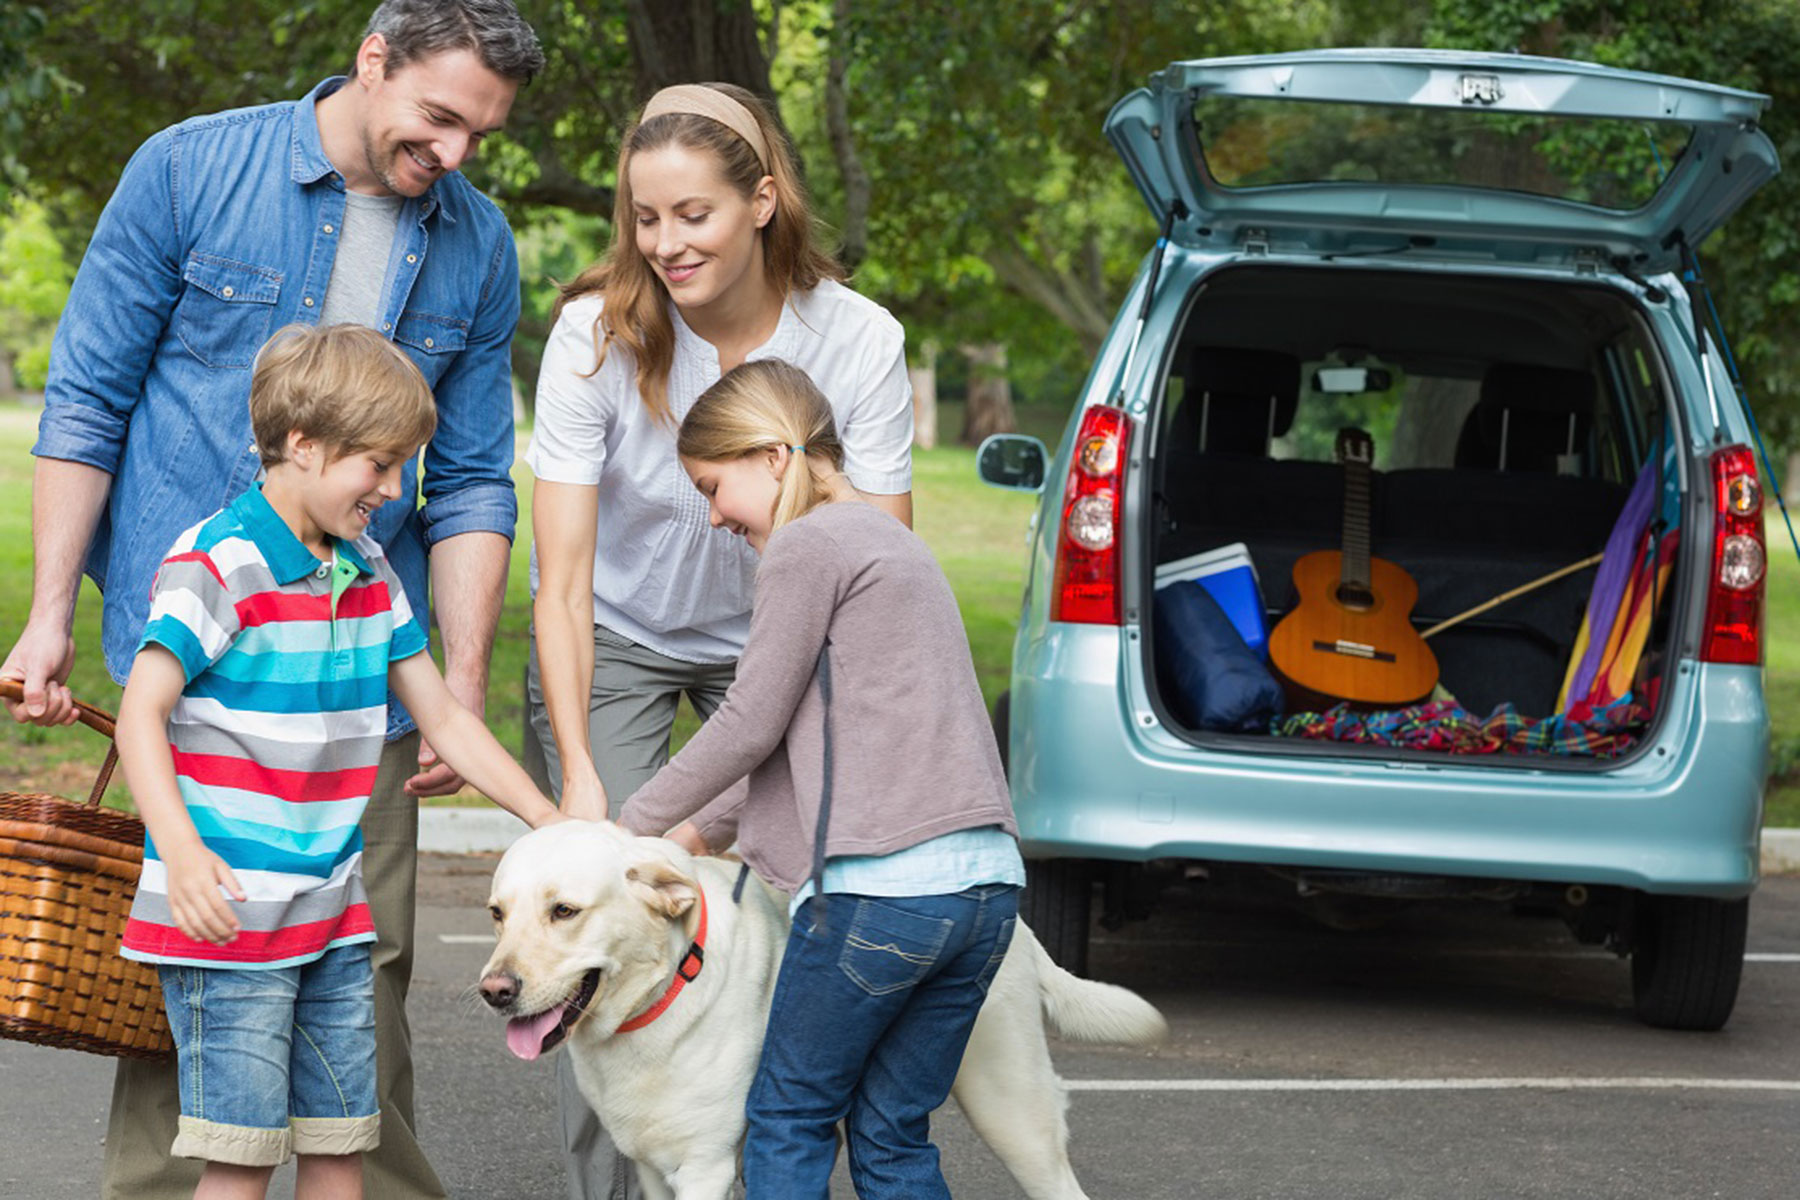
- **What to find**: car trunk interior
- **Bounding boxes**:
[1146,263,1680,750]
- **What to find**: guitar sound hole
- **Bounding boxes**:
[1335,584,1375,611]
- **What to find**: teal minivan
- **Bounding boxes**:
[979,49,1777,1030]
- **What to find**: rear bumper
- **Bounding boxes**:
[1008,627,1767,897]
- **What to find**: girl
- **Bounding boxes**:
[618,359,1026,1200]
[525,82,914,1197]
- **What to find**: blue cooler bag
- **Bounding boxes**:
[1153,581,1284,732]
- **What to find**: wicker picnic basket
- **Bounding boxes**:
[0,679,171,1058]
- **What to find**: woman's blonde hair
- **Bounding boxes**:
[679,359,843,534]
[250,324,437,466]
[558,83,843,426]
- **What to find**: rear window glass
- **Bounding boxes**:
[1193,96,1694,212]
[1274,371,1480,471]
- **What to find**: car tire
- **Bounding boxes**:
[1023,858,1093,978]
[1630,894,1748,1031]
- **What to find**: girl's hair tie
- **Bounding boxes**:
[789,444,807,454]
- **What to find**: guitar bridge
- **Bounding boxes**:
[1312,639,1398,664]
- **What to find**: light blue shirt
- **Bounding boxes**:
[791,826,1026,915]
[34,77,520,738]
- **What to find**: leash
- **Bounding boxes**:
[613,885,708,1034]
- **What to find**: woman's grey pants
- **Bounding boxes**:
[526,623,736,1200]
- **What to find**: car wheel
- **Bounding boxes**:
[1630,894,1748,1031]
[1023,858,1093,978]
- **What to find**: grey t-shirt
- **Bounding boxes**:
[318,191,404,329]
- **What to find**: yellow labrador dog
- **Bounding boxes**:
[478,821,1165,1200]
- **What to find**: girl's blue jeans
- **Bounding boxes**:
[743,884,1020,1199]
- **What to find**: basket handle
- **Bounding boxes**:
[1,678,122,808]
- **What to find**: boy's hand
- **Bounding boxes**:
[163,844,246,946]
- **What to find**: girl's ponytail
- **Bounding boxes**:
[680,360,844,535]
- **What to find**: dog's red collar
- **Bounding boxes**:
[614,886,708,1035]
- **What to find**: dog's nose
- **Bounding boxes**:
[479,971,521,1009]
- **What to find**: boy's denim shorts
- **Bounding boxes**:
[157,942,381,1167]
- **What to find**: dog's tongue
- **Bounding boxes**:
[506,1004,568,1061]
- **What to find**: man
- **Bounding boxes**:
[1,3,543,1196]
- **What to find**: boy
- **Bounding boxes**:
[114,324,562,1200]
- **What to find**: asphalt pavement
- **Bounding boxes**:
[6,858,1800,1199]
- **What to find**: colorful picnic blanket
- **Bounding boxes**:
[1271,694,1649,757]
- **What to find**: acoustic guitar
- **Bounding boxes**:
[1268,428,1439,708]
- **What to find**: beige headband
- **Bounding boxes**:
[639,85,772,174]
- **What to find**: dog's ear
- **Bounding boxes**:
[625,856,700,927]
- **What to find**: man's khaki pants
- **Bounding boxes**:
[101,733,447,1199]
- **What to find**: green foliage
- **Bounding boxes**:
[3,0,1794,449]
[0,196,71,389]
[1424,0,1800,449]
[0,2,75,197]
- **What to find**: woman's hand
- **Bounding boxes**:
[559,773,609,822]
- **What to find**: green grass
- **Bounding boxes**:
[6,400,1797,824]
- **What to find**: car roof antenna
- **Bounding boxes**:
[1117,199,1188,415]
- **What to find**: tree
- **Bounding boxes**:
[1425,0,1800,448]
[0,197,72,393]
[0,1,73,199]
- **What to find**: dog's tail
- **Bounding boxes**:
[1018,922,1168,1046]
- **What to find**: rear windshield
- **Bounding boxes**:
[1193,96,1694,212]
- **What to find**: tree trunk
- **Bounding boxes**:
[824,0,870,271]
[960,342,1016,446]
[626,0,775,100]
[909,340,939,450]
[0,349,16,401]
[983,237,1113,357]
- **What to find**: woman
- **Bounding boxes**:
[523,82,914,1198]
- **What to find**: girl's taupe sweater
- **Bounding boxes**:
[619,501,1017,894]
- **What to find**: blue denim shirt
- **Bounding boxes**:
[34,78,520,738]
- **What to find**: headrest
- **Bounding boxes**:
[1455,364,1596,472]
[1178,346,1300,455]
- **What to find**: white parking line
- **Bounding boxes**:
[1067,1077,1800,1093]
[1091,939,1800,963]
[439,932,1800,960]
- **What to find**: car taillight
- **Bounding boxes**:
[1051,405,1130,624]
[1701,444,1765,665]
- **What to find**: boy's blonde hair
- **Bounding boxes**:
[678,360,843,534]
[250,324,437,466]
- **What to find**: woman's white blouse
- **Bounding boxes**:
[526,280,914,664]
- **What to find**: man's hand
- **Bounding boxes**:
[1,620,78,727]
[163,843,246,946]
[405,736,468,797]
[405,673,483,797]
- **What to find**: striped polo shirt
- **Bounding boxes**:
[121,484,429,969]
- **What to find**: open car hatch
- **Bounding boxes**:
[1105,48,1778,273]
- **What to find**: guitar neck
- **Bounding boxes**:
[1340,454,1372,593]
